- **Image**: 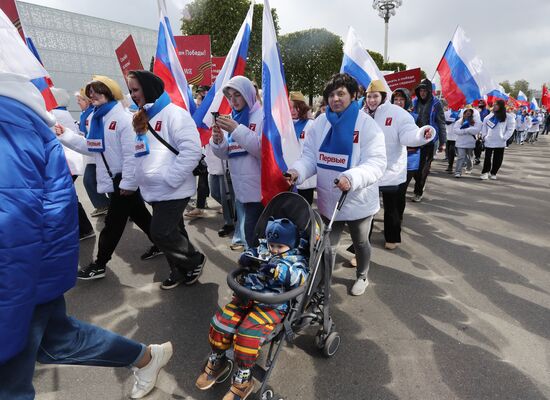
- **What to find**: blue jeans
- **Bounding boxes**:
[209,174,234,227]
[232,200,246,246]
[243,202,264,248]
[0,296,145,400]
[83,163,110,209]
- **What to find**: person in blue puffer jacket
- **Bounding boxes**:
[0,72,172,400]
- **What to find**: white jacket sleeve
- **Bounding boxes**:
[292,117,321,184]
[57,127,90,155]
[341,117,387,191]
[231,123,262,159]
[454,120,481,136]
[118,119,138,191]
[397,110,435,146]
[209,134,229,160]
[163,113,202,189]
[503,115,516,140]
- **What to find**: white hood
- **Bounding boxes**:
[0,72,56,127]
[223,75,258,110]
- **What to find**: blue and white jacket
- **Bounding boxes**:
[0,73,79,364]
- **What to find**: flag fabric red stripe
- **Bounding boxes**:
[436,57,467,109]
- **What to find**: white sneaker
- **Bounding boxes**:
[454,172,461,178]
[480,173,489,180]
[131,342,173,399]
[351,276,369,296]
[489,174,497,180]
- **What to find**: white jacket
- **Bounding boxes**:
[52,109,84,176]
[134,103,202,202]
[528,115,540,132]
[516,114,531,131]
[292,110,387,221]
[295,119,317,190]
[444,110,459,141]
[205,144,226,176]
[481,113,516,148]
[371,103,434,187]
[453,118,481,149]
[210,102,263,203]
[58,102,137,193]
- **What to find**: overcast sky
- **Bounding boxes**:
[21,0,550,91]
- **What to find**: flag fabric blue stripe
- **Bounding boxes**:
[236,24,251,63]
[262,61,288,172]
[341,54,372,89]
[444,44,481,103]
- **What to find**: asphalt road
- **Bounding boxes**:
[34,136,550,400]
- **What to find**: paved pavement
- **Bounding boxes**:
[34,137,550,400]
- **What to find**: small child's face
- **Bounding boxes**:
[268,242,290,255]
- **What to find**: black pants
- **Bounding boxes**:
[72,176,93,235]
[413,142,434,196]
[399,171,416,218]
[96,175,153,266]
[196,173,210,209]
[482,147,505,175]
[446,140,456,169]
[382,182,407,243]
[151,198,203,280]
[474,140,484,160]
[297,188,314,205]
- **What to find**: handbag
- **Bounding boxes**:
[475,138,485,153]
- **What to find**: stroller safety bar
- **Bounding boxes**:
[227,269,307,304]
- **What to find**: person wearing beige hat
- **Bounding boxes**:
[289,91,316,204]
[363,79,435,250]
[55,75,161,280]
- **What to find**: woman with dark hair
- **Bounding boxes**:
[290,91,316,204]
[127,70,206,289]
[286,73,387,296]
[56,75,158,280]
[453,107,481,178]
[480,99,516,180]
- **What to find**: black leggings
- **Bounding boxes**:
[482,147,504,175]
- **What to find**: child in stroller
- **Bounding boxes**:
[196,217,309,400]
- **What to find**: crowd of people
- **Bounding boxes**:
[1,66,547,400]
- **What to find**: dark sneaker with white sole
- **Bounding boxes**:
[183,254,207,285]
[77,262,106,280]
[160,274,184,290]
[140,245,164,260]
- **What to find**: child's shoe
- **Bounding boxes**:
[222,379,255,400]
[195,358,231,390]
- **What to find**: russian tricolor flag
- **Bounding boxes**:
[0,9,57,110]
[486,85,509,104]
[154,0,195,114]
[193,2,254,145]
[529,97,539,111]
[436,26,496,109]
[517,90,529,107]
[340,26,390,93]
[261,0,300,204]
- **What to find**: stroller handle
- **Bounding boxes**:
[333,179,348,211]
[227,269,306,305]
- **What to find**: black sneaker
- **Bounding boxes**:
[77,262,106,280]
[160,274,184,290]
[217,224,235,237]
[183,254,207,285]
[79,230,96,241]
[141,245,164,260]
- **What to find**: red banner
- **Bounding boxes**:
[0,0,25,41]
[384,68,422,93]
[542,84,550,110]
[211,56,226,84]
[174,35,211,86]
[115,35,143,79]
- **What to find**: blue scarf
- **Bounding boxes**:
[79,105,94,136]
[135,92,172,158]
[460,120,471,129]
[55,106,67,111]
[293,119,308,140]
[532,117,539,124]
[486,115,499,129]
[450,110,460,121]
[87,101,118,152]
[317,101,359,172]
[228,105,250,158]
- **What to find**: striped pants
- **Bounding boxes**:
[209,296,285,369]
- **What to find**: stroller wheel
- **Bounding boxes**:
[322,332,341,358]
[216,359,234,383]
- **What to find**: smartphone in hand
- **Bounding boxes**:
[211,111,220,123]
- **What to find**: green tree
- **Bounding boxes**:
[383,62,407,72]
[181,0,279,82]
[279,28,343,105]
[513,79,531,99]
[367,50,384,69]
[500,80,512,95]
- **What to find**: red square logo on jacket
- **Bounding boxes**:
[353,130,359,143]
[108,121,117,130]
[385,117,393,126]
[249,123,256,131]
[300,131,305,139]
[85,120,89,127]
[155,121,162,131]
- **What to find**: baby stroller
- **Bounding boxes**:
[225,189,347,400]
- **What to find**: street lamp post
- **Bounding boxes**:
[372,0,403,63]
